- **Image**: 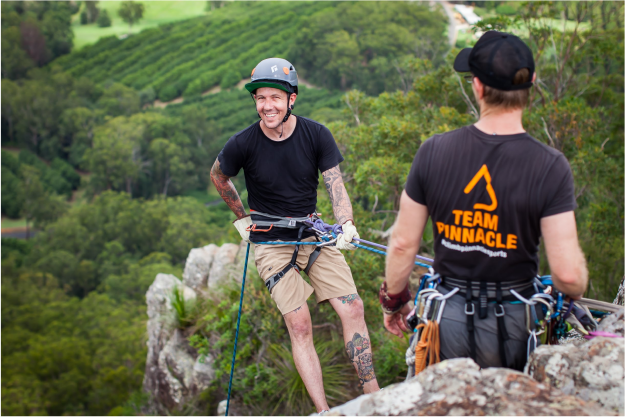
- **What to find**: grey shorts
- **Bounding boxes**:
[436,285,537,371]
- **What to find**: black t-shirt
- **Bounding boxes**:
[218,116,344,242]
[405,125,576,282]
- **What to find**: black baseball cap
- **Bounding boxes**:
[453,30,535,91]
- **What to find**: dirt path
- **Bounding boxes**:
[151,76,320,109]
[440,0,459,46]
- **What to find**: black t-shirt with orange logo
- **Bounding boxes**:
[405,125,576,282]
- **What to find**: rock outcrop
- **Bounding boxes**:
[328,358,613,416]
[328,310,624,416]
[526,309,624,414]
[144,242,249,414]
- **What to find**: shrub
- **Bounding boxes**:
[1,167,24,218]
[219,69,242,90]
[97,9,112,28]
[80,10,89,25]
[170,286,197,328]
[51,158,81,190]
[158,84,179,102]
[1,150,21,174]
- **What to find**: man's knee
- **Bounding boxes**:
[286,312,313,341]
[338,295,365,321]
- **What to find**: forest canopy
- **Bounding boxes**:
[1,1,623,416]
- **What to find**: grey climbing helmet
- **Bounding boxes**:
[245,57,299,95]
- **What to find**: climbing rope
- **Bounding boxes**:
[226,243,250,417]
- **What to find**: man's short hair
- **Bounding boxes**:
[482,68,531,110]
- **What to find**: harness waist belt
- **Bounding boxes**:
[443,276,534,300]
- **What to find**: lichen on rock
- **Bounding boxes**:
[327,358,615,416]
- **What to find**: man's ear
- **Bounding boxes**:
[290,93,297,109]
[473,77,485,100]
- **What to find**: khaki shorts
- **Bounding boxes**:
[254,237,358,315]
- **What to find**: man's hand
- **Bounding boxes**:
[384,304,412,337]
[336,220,359,250]
[233,216,252,243]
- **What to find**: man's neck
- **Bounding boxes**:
[474,106,525,135]
[260,116,297,141]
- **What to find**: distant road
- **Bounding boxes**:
[441,1,458,46]
[1,227,38,240]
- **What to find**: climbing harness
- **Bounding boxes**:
[248,211,433,296]
[405,272,623,379]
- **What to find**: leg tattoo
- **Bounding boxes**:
[357,353,376,383]
[345,332,376,384]
[338,294,361,305]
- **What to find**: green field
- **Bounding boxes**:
[60,2,332,101]
[72,1,208,49]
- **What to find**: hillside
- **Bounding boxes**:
[57,2,334,102]
[71,1,208,50]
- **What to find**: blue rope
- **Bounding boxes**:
[254,240,432,268]
[352,242,431,268]
[226,243,250,417]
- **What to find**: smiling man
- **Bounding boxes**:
[210,58,380,413]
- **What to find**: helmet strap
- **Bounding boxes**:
[282,93,292,123]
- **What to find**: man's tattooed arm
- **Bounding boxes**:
[210,159,247,219]
[322,165,354,225]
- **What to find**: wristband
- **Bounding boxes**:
[379,281,412,314]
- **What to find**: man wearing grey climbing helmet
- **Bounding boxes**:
[211,57,380,412]
[381,31,587,372]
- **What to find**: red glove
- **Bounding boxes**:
[379,281,412,314]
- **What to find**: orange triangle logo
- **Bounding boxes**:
[464,165,497,211]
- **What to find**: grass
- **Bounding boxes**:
[72,1,208,50]
[1,217,27,229]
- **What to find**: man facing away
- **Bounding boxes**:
[211,58,380,412]
[380,31,588,370]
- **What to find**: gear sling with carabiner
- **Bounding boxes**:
[248,211,323,293]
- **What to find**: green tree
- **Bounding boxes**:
[85,116,143,194]
[148,138,195,196]
[117,1,144,34]
[1,166,25,218]
[96,82,140,117]
[1,26,34,79]
[40,4,74,58]
[1,79,20,143]
[19,165,68,237]
[85,1,100,23]
[59,106,100,168]
[97,9,111,28]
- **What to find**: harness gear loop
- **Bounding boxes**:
[495,282,510,368]
[465,281,477,361]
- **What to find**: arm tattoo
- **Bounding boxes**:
[345,332,377,384]
[322,165,354,225]
[210,159,247,219]
[337,294,361,305]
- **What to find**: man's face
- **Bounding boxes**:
[254,87,295,129]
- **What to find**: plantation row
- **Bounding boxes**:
[55,2,329,101]
[165,85,344,150]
